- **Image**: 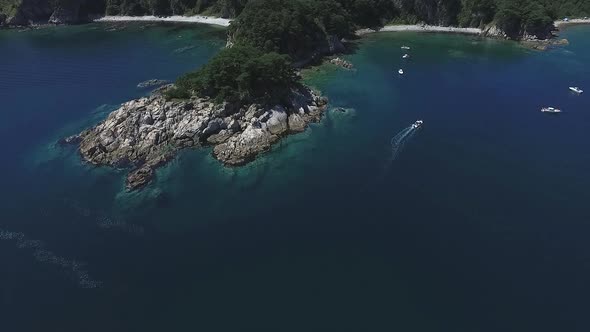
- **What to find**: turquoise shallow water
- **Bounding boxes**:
[1,24,590,331]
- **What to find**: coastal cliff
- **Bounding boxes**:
[63,86,327,190]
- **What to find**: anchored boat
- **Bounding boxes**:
[402,54,410,59]
[401,46,411,50]
[569,86,583,94]
[541,107,562,113]
[398,69,404,75]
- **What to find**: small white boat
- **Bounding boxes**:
[541,107,562,113]
[398,69,404,75]
[569,86,583,94]
[411,120,424,129]
[402,54,410,59]
[401,46,411,50]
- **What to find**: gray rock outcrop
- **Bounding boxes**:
[329,57,354,70]
[64,85,328,190]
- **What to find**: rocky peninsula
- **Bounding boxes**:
[62,86,327,190]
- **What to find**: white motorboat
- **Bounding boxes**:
[401,46,411,50]
[402,54,410,59]
[398,69,404,75]
[569,86,583,94]
[411,120,424,129]
[541,107,562,113]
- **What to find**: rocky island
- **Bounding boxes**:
[64,85,327,190]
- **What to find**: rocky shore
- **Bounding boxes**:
[62,86,328,190]
[329,57,354,70]
[137,79,170,89]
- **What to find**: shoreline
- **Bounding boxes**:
[357,24,482,36]
[65,86,328,191]
[94,15,231,27]
[554,18,590,27]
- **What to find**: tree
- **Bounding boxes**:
[169,45,297,105]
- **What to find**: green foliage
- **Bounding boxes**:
[458,0,496,27]
[230,0,353,58]
[0,0,21,17]
[104,0,245,17]
[164,86,191,100]
[493,0,556,37]
[173,45,296,104]
[335,0,397,28]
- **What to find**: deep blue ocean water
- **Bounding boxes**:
[1,23,589,331]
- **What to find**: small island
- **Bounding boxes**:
[3,0,588,190]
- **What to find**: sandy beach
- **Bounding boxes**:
[95,15,231,27]
[357,24,482,36]
[555,18,590,27]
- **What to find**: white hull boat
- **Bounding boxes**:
[541,107,562,114]
[411,120,423,129]
[569,86,583,94]
[398,69,404,75]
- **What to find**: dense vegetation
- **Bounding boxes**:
[167,45,296,104]
[228,0,590,59]
[229,0,352,58]
[104,0,247,17]
[459,0,590,37]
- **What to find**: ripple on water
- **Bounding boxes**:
[0,229,101,288]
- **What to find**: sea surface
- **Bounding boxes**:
[1,23,589,331]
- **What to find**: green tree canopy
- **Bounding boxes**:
[169,45,296,104]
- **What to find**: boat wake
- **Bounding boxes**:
[365,120,423,190]
[0,229,101,288]
[390,120,422,162]
[390,126,416,161]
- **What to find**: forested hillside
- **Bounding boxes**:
[0,0,245,25]
[3,0,590,40]
[103,0,247,17]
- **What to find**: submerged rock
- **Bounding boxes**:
[521,38,569,51]
[68,85,328,191]
[137,79,171,89]
[126,166,154,191]
[59,134,81,145]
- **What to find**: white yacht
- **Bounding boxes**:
[401,46,411,50]
[541,107,562,113]
[412,120,424,129]
[402,54,410,59]
[569,86,583,94]
[398,69,404,75]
